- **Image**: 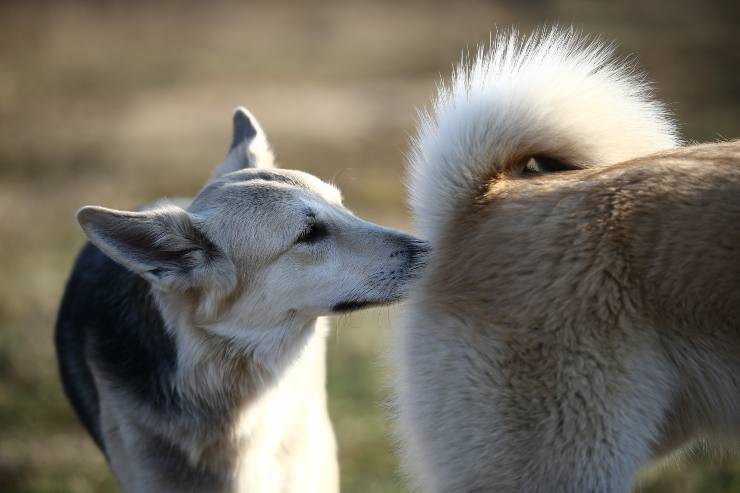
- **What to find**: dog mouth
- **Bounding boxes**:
[331,298,398,314]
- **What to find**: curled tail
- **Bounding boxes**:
[408,28,680,242]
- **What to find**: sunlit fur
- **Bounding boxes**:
[395,28,739,492]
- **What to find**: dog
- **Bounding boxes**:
[55,107,429,493]
[394,29,740,492]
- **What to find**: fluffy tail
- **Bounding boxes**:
[408,28,680,242]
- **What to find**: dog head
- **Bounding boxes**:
[77,108,429,332]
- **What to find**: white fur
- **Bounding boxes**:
[408,28,679,243]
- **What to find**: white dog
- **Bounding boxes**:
[395,28,739,492]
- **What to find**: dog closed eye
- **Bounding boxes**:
[295,221,329,244]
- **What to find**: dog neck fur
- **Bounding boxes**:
[153,284,321,404]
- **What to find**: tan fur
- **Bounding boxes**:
[400,142,740,491]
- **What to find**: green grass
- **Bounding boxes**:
[0,1,737,491]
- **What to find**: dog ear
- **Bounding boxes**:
[214,106,275,177]
[76,205,236,292]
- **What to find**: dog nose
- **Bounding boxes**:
[403,238,432,266]
[397,234,432,266]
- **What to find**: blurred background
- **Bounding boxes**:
[0,0,738,492]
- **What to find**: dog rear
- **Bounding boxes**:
[396,29,740,492]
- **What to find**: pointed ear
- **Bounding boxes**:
[76,205,236,292]
[213,107,275,177]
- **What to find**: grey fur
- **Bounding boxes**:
[230,107,258,151]
[214,107,275,177]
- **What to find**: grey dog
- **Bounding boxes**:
[56,107,429,492]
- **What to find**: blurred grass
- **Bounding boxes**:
[0,0,738,491]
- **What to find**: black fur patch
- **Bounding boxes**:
[55,243,179,453]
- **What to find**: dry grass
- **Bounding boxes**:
[0,1,737,491]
